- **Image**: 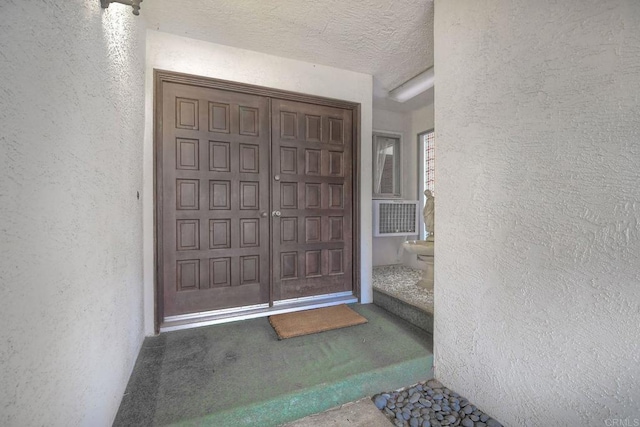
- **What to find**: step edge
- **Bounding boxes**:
[170,354,434,427]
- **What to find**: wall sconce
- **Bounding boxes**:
[101,0,143,16]
[388,67,435,103]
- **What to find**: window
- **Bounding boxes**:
[418,129,435,238]
[423,130,435,194]
[372,132,402,198]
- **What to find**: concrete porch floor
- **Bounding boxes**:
[114,304,433,427]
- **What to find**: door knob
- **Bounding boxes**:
[261,212,268,218]
[274,175,280,181]
[271,210,281,217]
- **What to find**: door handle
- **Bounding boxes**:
[260,212,268,218]
[271,210,281,217]
[274,174,280,181]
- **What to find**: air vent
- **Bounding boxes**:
[373,200,419,237]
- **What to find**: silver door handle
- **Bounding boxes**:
[271,210,281,217]
[261,212,268,218]
[274,175,280,181]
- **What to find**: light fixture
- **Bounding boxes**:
[387,67,435,103]
[101,0,143,16]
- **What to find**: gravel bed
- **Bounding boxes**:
[373,265,433,313]
[372,379,503,427]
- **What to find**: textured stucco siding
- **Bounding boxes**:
[142,0,433,92]
[0,1,146,425]
[434,1,640,425]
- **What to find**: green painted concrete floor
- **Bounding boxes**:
[113,304,433,427]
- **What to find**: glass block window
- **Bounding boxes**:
[419,130,435,239]
[423,130,435,194]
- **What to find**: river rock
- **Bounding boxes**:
[373,394,387,410]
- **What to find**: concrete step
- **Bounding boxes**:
[113,304,433,427]
[280,398,392,427]
[373,287,434,334]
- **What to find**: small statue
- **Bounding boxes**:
[423,189,434,240]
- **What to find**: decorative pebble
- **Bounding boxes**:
[418,398,429,406]
[374,380,502,427]
[373,394,387,410]
[427,379,443,388]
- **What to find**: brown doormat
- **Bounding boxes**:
[269,304,368,339]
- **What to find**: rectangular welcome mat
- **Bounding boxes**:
[269,304,368,339]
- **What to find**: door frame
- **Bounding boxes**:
[154,69,362,332]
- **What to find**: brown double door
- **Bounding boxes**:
[159,80,353,322]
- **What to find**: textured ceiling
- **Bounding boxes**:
[143,0,434,100]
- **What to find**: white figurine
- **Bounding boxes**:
[423,189,434,240]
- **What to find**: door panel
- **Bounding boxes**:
[160,82,270,317]
[271,99,353,301]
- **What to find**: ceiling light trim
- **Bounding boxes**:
[388,67,434,103]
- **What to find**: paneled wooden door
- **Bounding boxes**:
[159,82,271,317]
[271,99,353,301]
[157,75,357,325]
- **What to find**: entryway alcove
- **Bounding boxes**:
[155,71,361,331]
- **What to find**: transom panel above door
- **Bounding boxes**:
[155,71,359,331]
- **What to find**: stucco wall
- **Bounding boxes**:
[371,104,434,268]
[372,108,414,267]
[0,2,146,426]
[434,1,640,425]
[144,30,374,333]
